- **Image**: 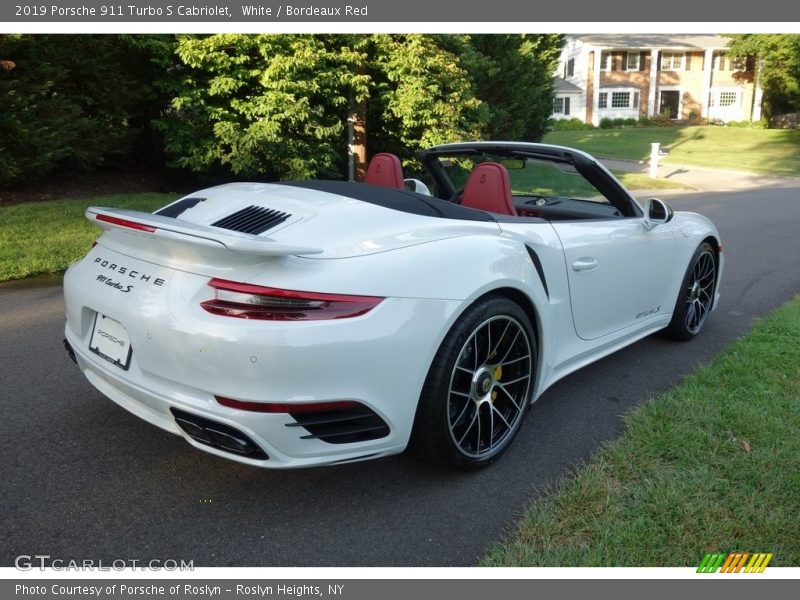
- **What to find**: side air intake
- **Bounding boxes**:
[211,206,291,235]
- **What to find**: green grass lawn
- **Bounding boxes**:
[507,161,689,197]
[543,126,800,177]
[0,193,179,282]
[482,297,800,567]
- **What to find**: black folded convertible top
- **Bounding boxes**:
[277,180,496,222]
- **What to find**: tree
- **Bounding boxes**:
[0,34,174,185]
[455,34,564,141]
[161,34,480,180]
[728,34,800,118]
[364,35,482,167]
[159,35,370,180]
[160,34,564,181]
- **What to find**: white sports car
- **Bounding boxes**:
[63,142,722,469]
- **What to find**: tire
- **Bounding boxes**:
[662,242,717,341]
[410,295,536,470]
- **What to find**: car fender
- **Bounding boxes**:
[671,211,724,309]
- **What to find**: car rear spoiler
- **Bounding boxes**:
[86,207,323,257]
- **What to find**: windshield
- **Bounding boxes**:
[437,154,611,205]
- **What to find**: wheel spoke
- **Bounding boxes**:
[458,410,479,446]
[498,374,530,386]
[498,330,521,364]
[474,405,482,451]
[453,397,472,430]
[686,302,696,329]
[499,352,529,368]
[489,320,511,360]
[487,404,495,451]
[491,404,513,430]
[485,323,492,364]
[496,383,522,412]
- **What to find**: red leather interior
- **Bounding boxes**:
[460,162,517,216]
[364,153,404,190]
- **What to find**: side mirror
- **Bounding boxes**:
[643,197,673,230]
[404,178,432,196]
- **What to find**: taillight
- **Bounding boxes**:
[95,214,156,233]
[200,278,383,321]
[215,396,361,413]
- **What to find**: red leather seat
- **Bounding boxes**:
[460,162,517,216]
[364,153,404,190]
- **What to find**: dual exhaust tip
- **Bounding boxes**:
[170,408,269,460]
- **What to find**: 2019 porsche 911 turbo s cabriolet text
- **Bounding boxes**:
[63,142,722,469]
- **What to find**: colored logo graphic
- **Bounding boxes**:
[697,553,773,573]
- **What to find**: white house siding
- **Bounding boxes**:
[554,37,590,122]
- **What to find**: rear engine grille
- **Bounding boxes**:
[286,404,390,444]
[170,408,268,460]
[155,197,205,218]
[211,206,291,235]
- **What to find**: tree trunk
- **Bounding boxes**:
[352,98,367,181]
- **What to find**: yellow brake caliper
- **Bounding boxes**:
[491,365,502,402]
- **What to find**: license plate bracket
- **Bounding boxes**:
[89,313,132,371]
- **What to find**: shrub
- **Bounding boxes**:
[651,112,673,127]
[550,117,594,131]
[725,119,767,128]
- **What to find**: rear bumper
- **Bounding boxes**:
[63,252,462,468]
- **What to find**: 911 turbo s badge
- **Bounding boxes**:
[95,275,133,293]
[93,257,166,289]
[636,305,661,319]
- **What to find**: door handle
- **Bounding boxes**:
[572,258,599,272]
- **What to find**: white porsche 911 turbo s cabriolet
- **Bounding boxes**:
[63,141,722,470]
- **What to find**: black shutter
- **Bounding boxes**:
[564,97,571,116]
[640,51,647,71]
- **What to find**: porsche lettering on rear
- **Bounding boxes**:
[63,142,723,470]
[93,257,166,286]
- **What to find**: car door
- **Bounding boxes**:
[550,217,677,340]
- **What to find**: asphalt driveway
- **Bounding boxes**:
[2,184,800,566]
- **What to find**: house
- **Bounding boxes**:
[552,34,763,125]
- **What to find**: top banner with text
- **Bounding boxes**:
[4,0,800,23]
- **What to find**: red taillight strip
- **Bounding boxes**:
[95,214,156,233]
[201,278,383,321]
[206,278,381,304]
[215,396,361,414]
